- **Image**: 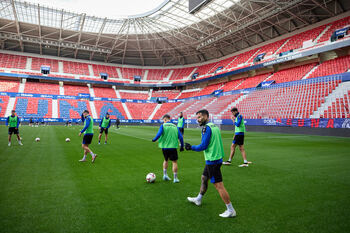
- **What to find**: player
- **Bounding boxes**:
[29,117,33,127]
[223,107,251,167]
[177,112,185,136]
[6,110,23,146]
[115,117,120,129]
[152,114,184,183]
[98,113,111,144]
[79,110,97,163]
[185,109,236,218]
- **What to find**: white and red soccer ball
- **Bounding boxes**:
[146,173,156,183]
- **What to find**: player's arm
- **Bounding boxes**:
[107,119,111,129]
[99,119,102,128]
[191,126,211,151]
[234,115,242,127]
[16,117,20,128]
[81,113,85,123]
[80,117,90,134]
[178,128,184,149]
[152,124,163,142]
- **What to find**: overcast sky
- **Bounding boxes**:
[26,0,165,18]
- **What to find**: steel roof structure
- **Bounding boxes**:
[0,0,349,66]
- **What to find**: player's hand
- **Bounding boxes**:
[15,128,18,130]
[99,127,101,130]
[180,147,184,152]
[185,143,192,151]
[79,132,82,137]
[231,116,235,121]
[152,139,156,142]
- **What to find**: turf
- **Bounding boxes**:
[0,125,349,233]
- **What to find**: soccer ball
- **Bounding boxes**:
[65,138,70,142]
[146,173,156,183]
[35,137,40,142]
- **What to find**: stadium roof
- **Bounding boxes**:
[0,0,349,66]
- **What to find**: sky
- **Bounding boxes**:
[26,0,166,18]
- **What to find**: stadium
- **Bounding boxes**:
[0,0,349,232]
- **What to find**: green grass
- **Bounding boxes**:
[0,125,349,233]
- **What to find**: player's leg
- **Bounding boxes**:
[85,144,97,163]
[238,145,250,167]
[80,144,88,162]
[16,132,23,145]
[223,143,237,165]
[209,163,236,217]
[104,129,108,144]
[8,130,12,146]
[169,149,179,183]
[187,165,209,206]
[162,149,171,181]
[237,136,251,167]
[172,160,179,183]
[98,133,102,144]
[214,182,236,218]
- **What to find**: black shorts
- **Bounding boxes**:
[82,134,93,145]
[178,127,184,136]
[233,134,244,145]
[162,148,178,161]
[203,162,223,183]
[99,127,108,134]
[8,127,19,135]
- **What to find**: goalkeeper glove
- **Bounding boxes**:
[185,143,192,151]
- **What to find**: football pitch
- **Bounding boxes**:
[0,125,349,233]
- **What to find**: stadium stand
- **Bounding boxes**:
[239,73,272,89]
[197,83,223,96]
[63,61,90,75]
[307,55,350,79]
[222,79,243,92]
[14,97,52,118]
[58,99,91,119]
[92,64,119,78]
[94,101,126,119]
[0,80,20,92]
[31,57,59,72]
[268,63,317,83]
[322,90,350,118]
[24,82,60,95]
[318,16,350,42]
[226,49,259,69]
[166,99,199,117]
[0,53,27,69]
[126,102,157,119]
[221,79,341,119]
[119,91,148,100]
[176,89,201,99]
[120,67,144,80]
[152,102,181,119]
[93,87,117,98]
[63,85,89,96]
[0,96,10,117]
[169,67,194,80]
[147,69,170,80]
[151,90,180,99]
[277,25,327,53]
